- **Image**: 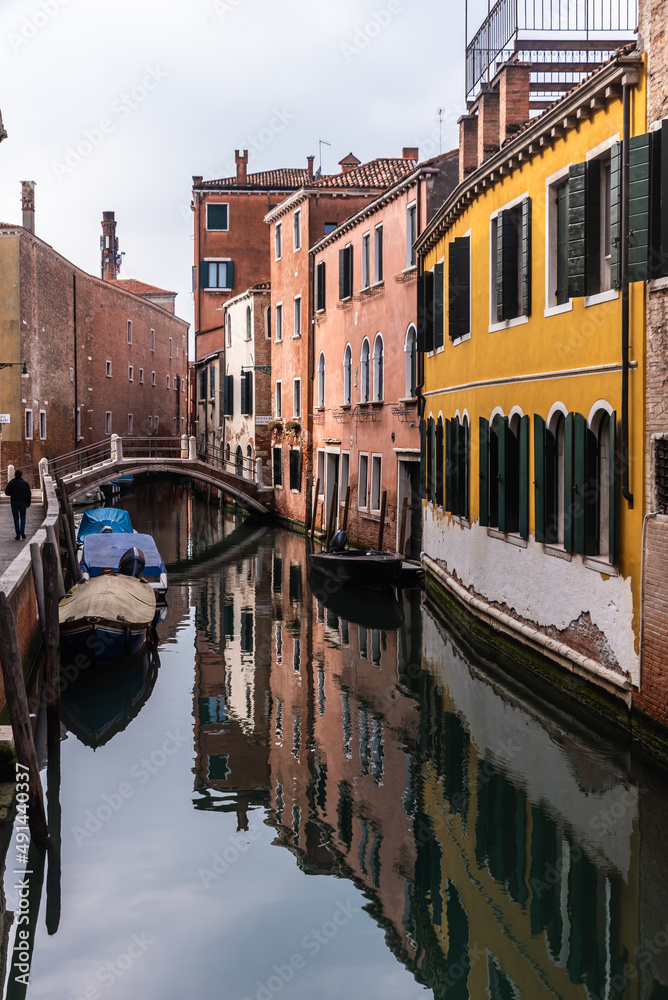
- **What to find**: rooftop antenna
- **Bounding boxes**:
[318,139,331,177]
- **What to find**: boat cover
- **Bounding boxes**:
[81,533,167,580]
[78,507,134,541]
[59,575,156,626]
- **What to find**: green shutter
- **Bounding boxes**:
[521,198,532,317]
[434,261,444,349]
[420,419,427,499]
[317,261,326,310]
[423,269,434,352]
[585,160,601,296]
[436,417,444,507]
[545,425,557,545]
[462,419,470,520]
[347,246,353,297]
[489,426,499,528]
[628,131,661,282]
[429,418,436,502]
[339,249,346,299]
[568,162,587,299]
[661,122,668,278]
[417,272,426,351]
[479,417,489,527]
[245,371,253,415]
[226,260,234,289]
[584,421,599,556]
[556,181,570,305]
[564,412,574,552]
[610,142,622,288]
[498,416,508,534]
[445,418,453,512]
[223,374,233,416]
[200,261,209,289]
[497,209,519,322]
[452,417,461,516]
[573,412,590,555]
[534,414,546,544]
[609,410,618,565]
[519,415,529,539]
[449,237,471,340]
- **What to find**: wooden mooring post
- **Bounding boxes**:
[377,490,387,551]
[310,478,320,542]
[0,593,49,848]
[43,541,61,754]
[342,486,351,533]
[325,482,338,549]
[398,494,409,557]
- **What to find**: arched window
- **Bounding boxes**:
[405,325,417,398]
[246,305,252,341]
[372,333,384,402]
[343,344,352,406]
[590,408,613,560]
[235,446,243,476]
[317,352,325,408]
[246,444,253,479]
[544,410,566,545]
[360,338,370,403]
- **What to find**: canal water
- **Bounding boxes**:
[3,480,668,1000]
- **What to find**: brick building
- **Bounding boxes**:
[192,152,312,362]
[309,151,458,555]
[266,152,428,531]
[0,194,189,481]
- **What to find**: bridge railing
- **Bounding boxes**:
[48,440,112,480]
[122,436,184,460]
[196,441,272,487]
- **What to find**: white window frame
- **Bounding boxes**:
[372,333,384,402]
[173,417,178,435]
[316,450,325,497]
[206,201,229,231]
[24,408,33,440]
[69,367,74,382]
[204,258,233,291]
[404,325,417,398]
[106,360,112,378]
[370,454,382,512]
[343,343,352,406]
[374,224,383,284]
[275,303,283,343]
[293,378,301,419]
[406,201,417,269]
[128,365,134,382]
[340,451,350,506]
[169,337,173,359]
[360,338,370,403]
[105,411,112,435]
[293,208,301,251]
[139,368,144,384]
[128,413,134,435]
[39,409,46,441]
[151,371,156,387]
[358,453,369,509]
[275,380,282,418]
[246,305,252,341]
[293,296,302,338]
[166,375,170,389]
[545,165,574,317]
[150,329,155,352]
[275,222,282,261]
[127,320,132,345]
[362,232,371,289]
[489,192,531,333]
[317,352,325,408]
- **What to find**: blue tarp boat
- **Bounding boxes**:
[80,532,168,594]
[77,507,134,542]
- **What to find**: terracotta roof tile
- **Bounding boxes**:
[114,278,175,296]
[312,157,416,189]
[195,168,310,190]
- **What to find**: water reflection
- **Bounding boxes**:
[190,524,668,1000]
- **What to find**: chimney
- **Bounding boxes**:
[458,115,479,182]
[476,84,500,166]
[100,211,120,281]
[402,147,419,161]
[192,175,203,186]
[498,62,531,145]
[307,155,315,182]
[21,181,35,234]
[338,152,361,173]
[235,149,248,186]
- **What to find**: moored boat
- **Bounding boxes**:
[308,531,402,590]
[80,531,168,594]
[77,506,134,542]
[59,573,157,666]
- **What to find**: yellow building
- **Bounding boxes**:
[416,48,653,697]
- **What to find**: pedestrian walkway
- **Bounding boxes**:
[0,495,45,577]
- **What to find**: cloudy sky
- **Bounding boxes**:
[0,0,491,338]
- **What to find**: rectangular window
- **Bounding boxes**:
[240,371,253,415]
[127,320,132,345]
[223,374,233,415]
[273,447,283,486]
[181,417,185,434]
[362,233,370,288]
[169,337,173,359]
[275,303,283,342]
[150,329,155,352]
[546,175,572,308]
[324,222,337,235]
[374,225,383,283]
[148,415,153,434]
[293,209,301,251]
[358,454,368,508]
[479,415,529,538]
[25,408,33,440]
[275,222,282,260]
[76,407,82,442]
[293,378,301,418]
[152,371,156,387]
[154,416,159,433]
[139,368,144,384]
[128,365,134,382]
[128,413,134,435]
[202,260,234,289]
[492,198,532,322]
[338,245,353,299]
[206,203,229,231]
[316,450,325,495]
[316,261,326,312]
[173,417,178,434]
[448,236,471,341]
[289,448,302,490]
[275,381,282,418]
[340,452,350,505]
[70,367,74,382]
[210,365,215,398]
[105,411,112,435]
[293,296,301,337]
[166,375,170,389]
[39,409,46,441]
[445,416,470,519]
[174,377,179,391]
[106,360,112,378]
[406,203,417,268]
[370,455,382,512]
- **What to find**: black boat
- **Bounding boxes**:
[308,531,403,590]
[309,568,404,629]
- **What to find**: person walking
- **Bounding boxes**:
[5,469,31,540]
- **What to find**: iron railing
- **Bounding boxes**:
[122,436,184,461]
[196,441,272,487]
[466,0,638,102]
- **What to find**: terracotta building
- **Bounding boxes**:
[192,153,312,363]
[0,194,189,480]
[309,152,458,554]
[267,151,439,532]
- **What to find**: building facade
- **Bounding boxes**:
[416,51,647,698]
[309,152,458,555]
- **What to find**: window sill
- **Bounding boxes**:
[339,403,351,410]
[584,288,619,308]
[543,543,572,562]
[399,397,417,404]
[487,528,528,548]
[649,276,668,292]
[274,338,283,344]
[315,406,324,412]
[292,334,302,339]
[488,315,529,334]
[583,555,619,576]
[371,399,383,407]
[204,288,233,293]
[452,515,471,529]
[402,265,417,275]
[339,296,353,304]
[452,332,471,346]
[544,301,573,318]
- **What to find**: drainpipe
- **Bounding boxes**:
[621,79,633,507]
[72,272,78,448]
